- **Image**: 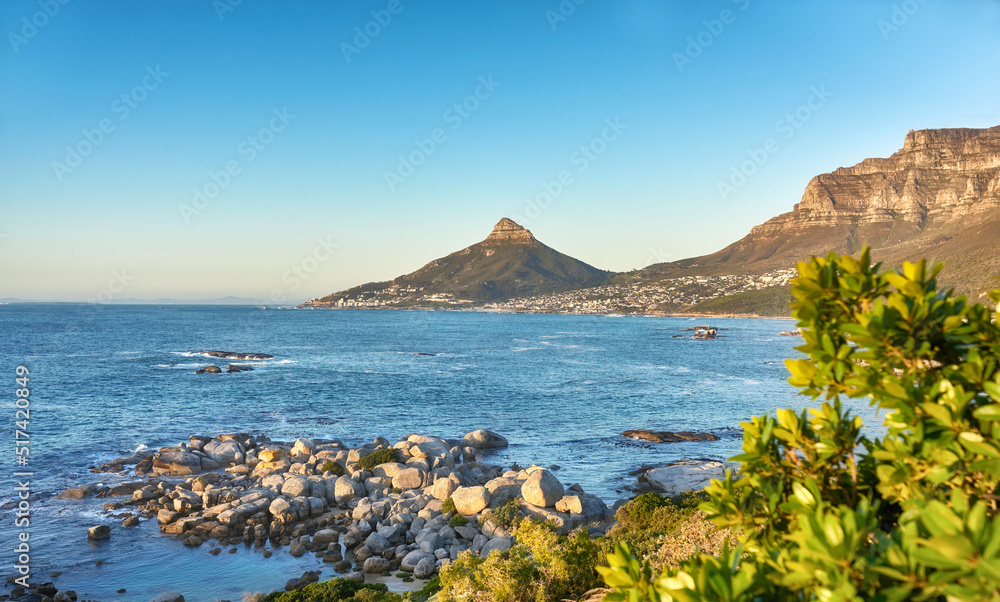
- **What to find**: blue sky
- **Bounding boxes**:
[1,0,998,301]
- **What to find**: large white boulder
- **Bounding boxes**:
[642,459,737,496]
[521,469,564,508]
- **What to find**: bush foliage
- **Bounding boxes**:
[357,448,401,470]
[599,250,1000,601]
[261,579,398,602]
[321,460,345,476]
[438,519,603,602]
[607,491,734,571]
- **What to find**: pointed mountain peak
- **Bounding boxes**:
[485,217,536,244]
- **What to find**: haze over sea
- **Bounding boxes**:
[0,305,878,599]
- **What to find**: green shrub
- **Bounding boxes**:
[321,460,344,476]
[413,576,441,602]
[599,250,1000,601]
[449,514,469,527]
[356,448,400,471]
[483,499,520,530]
[441,497,456,514]
[437,519,602,602]
[614,492,668,525]
[605,490,730,567]
[261,578,400,602]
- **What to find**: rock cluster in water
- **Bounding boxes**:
[622,430,720,443]
[61,429,613,589]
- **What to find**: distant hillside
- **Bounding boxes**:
[638,126,1000,303]
[300,126,1000,317]
[303,218,611,308]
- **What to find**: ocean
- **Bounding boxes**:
[0,304,877,600]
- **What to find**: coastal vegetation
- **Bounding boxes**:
[430,491,730,602]
[601,250,1000,600]
[356,448,402,470]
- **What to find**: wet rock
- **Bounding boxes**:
[195,366,223,374]
[201,350,273,360]
[462,430,509,450]
[226,364,254,373]
[87,525,111,540]
[149,592,185,602]
[152,451,203,476]
[622,430,720,443]
[284,578,307,591]
[57,485,96,499]
[333,559,352,573]
[363,557,390,573]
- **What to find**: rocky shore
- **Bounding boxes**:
[46,429,630,600]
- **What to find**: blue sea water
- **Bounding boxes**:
[0,305,878,600]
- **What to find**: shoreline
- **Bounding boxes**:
[297,305,795,320]
[40,429,645,601]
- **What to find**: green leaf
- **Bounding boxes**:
[973,404,1000,421]
[792,482,816,506]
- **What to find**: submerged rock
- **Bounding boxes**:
[152,451,203,475]
[462,429,509,450]
[622,430,720,443]
[88,525,111,540]
[201,350,273,360]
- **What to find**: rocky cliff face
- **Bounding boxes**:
[484,217,537,244]
[643,126,1000,299]
[751,126,1000,236]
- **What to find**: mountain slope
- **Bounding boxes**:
[303,218,611,307]
[638,126,1000,300]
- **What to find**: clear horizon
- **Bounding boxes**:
[2,0,999,301]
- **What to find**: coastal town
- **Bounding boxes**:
[306,269,798,314]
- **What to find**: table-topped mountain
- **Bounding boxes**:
[302,218,611,308]
[634,125,1000,309]
[301,126,1000,316]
